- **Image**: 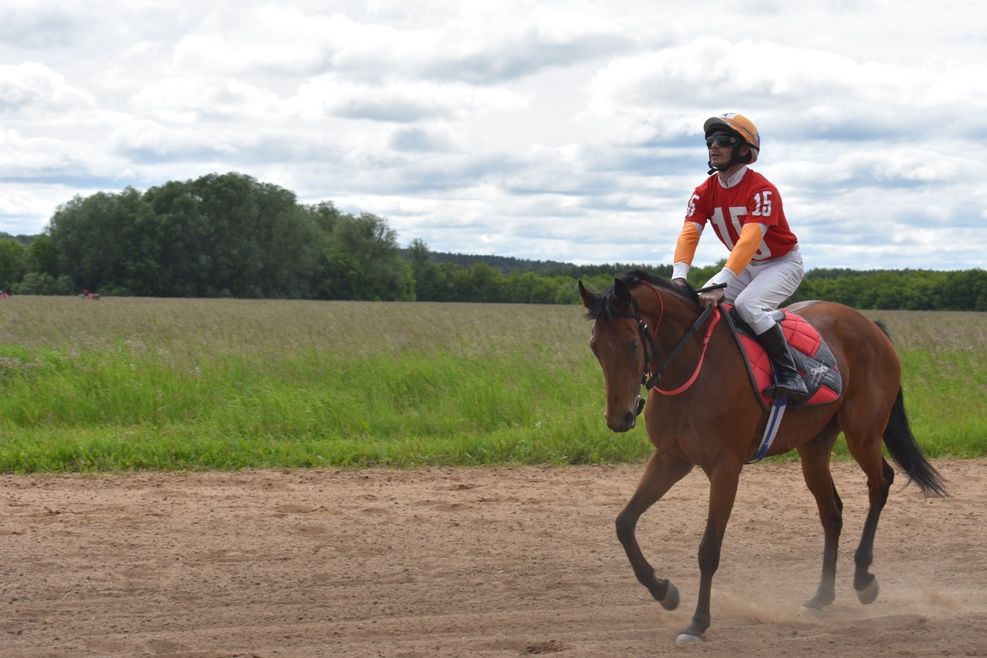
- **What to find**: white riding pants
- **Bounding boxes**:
[724,246,804,336]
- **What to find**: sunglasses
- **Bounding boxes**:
[705,133,738,148]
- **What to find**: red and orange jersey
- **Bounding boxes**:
[685,170,798,262]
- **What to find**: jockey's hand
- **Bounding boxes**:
[699,287,725,307]
[671,277,690,290]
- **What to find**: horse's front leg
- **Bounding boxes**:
[616,451,693,609]
[678,462,742,644]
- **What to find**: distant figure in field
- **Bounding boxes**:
[80,289,100,300]
[0,288,9,299]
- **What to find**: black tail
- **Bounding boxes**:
[882,387,947,496]
[875,320,948,497]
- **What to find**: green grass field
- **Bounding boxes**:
[0,296,984,472]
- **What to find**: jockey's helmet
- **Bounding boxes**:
[703,113,760,165]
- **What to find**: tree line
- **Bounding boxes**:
[1,171,985,310]
[1,173,413,300]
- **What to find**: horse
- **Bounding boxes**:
[578,270,946,644]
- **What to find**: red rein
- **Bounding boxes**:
[639,283,721,396]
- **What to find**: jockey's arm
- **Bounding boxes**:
[704,223,767,288]
[671,221,703,281]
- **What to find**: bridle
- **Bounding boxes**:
[624,282,725,416]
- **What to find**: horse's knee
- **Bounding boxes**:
[879,461,894,503]
[832,483,843,513]
[823,508,843,535]
[615,510,636,543]
[867,479,890,509]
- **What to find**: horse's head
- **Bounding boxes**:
[579,278,640,431]
[580,271,700,433]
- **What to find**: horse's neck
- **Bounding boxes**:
[651,300,703,349]
[644,298,716,382]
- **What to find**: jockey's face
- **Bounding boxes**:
[706,132,749,173]
[707,139,734,170]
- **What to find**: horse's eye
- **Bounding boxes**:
[630,340,639,352]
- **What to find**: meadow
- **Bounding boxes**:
[0,296,984,472]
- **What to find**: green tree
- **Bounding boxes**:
[13,272,73,295]
[0,239,27,288]
[27,235,58,278]
[136,180,211,296]
[320,212,413,300]
[307,201,343,234]
[48,188,144,293]
[44,172,326,298]
[407,238,442,301]
[466,262,504,302]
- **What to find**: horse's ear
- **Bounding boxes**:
[578,280,597,309]
[613,278,633,309]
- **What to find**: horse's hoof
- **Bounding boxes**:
[675,621,706,645]
[659,582,680,611]
[801,590,834,612]
[675,632,704,645]
[799,605,824,618]
[856,577,879,604]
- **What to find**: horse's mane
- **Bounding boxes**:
[585,269,700,321]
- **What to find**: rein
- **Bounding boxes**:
[629,283,724,416]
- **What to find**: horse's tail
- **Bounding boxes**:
[875,321,948,497]
[882,386,947,496]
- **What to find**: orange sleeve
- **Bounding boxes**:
[673,222,702,266]
[724,223,765,275]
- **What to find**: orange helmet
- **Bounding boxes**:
[704,113,760,164]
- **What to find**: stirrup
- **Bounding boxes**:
[766,380,809,403]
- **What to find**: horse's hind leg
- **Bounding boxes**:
[798,426,843,610]
[616,451,693,609]
[845,431,895,604]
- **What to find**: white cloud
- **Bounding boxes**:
[1,0,986,269]
[590,37,914,131]
[169,11,398,78]
[290,75,527,123]
[0,61,94,114]
[131,77,283,124]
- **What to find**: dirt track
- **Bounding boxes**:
[1,460,984,657]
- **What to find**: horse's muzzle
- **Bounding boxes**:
[606,407,637,433]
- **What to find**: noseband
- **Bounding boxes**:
[625,282,725,416]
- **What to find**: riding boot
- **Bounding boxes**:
[756,323,810,403]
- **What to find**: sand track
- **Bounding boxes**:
[2,460,984,657]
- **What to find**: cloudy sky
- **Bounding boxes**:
[2,0,985,270]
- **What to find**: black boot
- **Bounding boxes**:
[756,323,810,403]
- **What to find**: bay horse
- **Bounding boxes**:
[578,270,946,643]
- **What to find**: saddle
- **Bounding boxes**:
[722,305,843,409]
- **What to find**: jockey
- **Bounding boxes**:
[671,113,809,403]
